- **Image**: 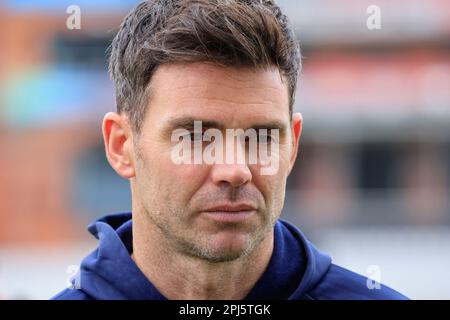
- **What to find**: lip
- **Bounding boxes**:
[202,210,256,223]
[201,203,257,223]
[203,203,257,212]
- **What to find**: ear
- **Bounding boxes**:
[102,112,136,179]
[287,112,303,176]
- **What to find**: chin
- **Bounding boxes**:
[202,247,248,263]
[203,232,258,262]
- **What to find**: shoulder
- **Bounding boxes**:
[305,264,408,300]
[50,288,93,300]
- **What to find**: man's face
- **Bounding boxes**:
[132,62,299,262]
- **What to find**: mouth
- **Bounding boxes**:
[201,204,257,223]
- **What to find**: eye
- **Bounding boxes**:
[188,131,204,141]
[257,134,272,143]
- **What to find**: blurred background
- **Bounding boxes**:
[0,0,449,299]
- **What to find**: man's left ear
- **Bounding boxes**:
[288,112,303,175]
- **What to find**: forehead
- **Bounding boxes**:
[145,62,290,128]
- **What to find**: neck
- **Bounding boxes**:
[131,212,274,300]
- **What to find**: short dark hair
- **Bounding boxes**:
[108,0,301,133]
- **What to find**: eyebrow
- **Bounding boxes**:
[164,116,288,134]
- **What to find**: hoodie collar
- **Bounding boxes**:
[79,212,331,300]
[81,213,165,299]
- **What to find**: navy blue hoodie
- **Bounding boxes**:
[51,212,408,300]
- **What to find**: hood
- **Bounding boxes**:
[72,212,332,300]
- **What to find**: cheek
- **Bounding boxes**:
[134,142,178,192]
[279,142,294,169]
[162,148,210,196]
[136,146,211,211]
[250,143,292,178]
[251,167,287,204]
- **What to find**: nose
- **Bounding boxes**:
[210,163,252,188]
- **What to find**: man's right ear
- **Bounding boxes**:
[102,112,136,179]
